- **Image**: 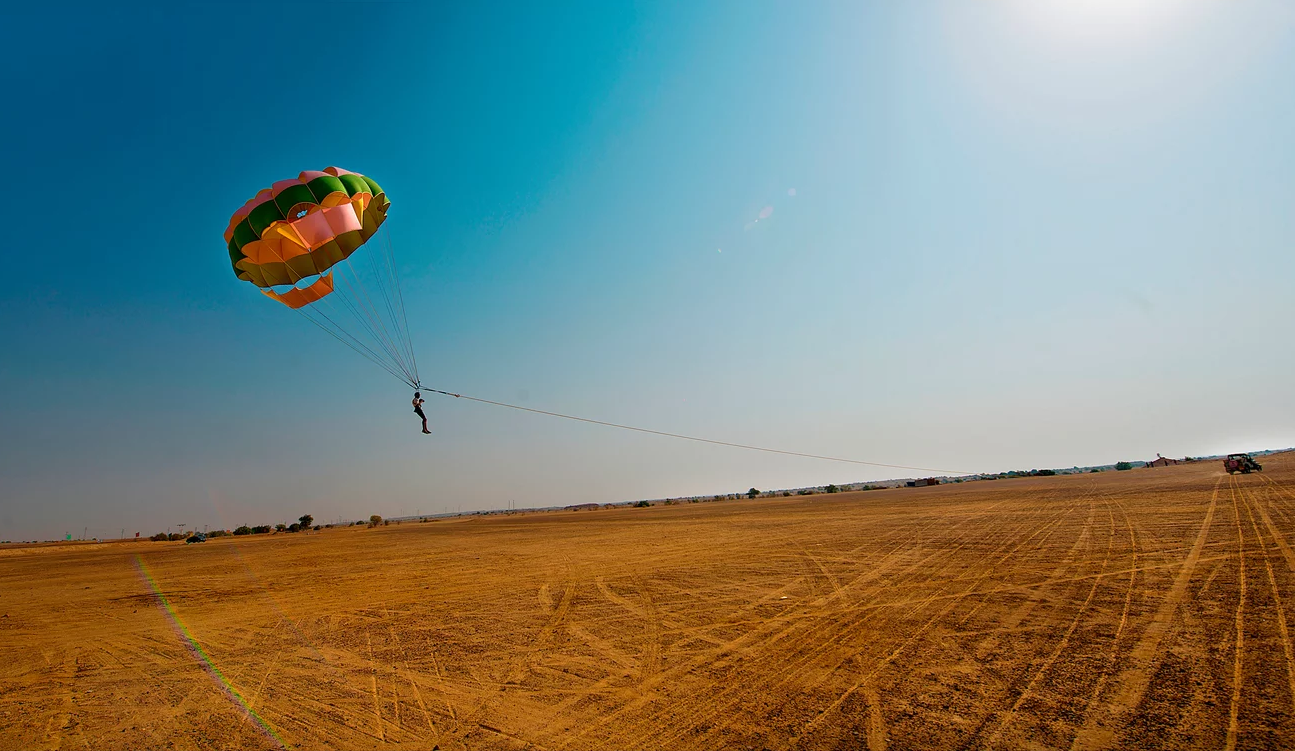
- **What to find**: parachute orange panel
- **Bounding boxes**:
[224,167,389,305]
[261,274,335,309]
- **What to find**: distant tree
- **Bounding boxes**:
[1115,462,1133,471]
[797,489,814,495]
[168,532,185,541]
[274,523,287,533]
[825,484,839,494]
[151,532,169,541]
[634,500,651,508]
[1037,469,1056,476]
[298,514,314,529]
[208,529,228,538]
[783,491,792,497]
[288,523,300,533]
[252,525,272,534]
[747,487,761,498]
[1089,468,1101,473]
[369,515,383,528]
[313,525,322,531]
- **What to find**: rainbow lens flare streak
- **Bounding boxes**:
[133,554,289,749]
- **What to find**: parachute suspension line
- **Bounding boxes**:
[364,227,411,372]
[294,306,416,388]
[347,237,417,385]
[379,226,419,385]
[421,388,970,475]
[357,238,408,376]
[308,288,409,388]
[334,262,415,383]
[259,234,417,389]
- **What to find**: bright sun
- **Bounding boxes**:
[1010,0,1189,47]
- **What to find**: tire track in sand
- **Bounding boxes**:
[505,578,576,686]
[1070,476,1220,751]
[1225,476,1247,751]
[1235,479,1295,716]
[783,494,1080,749]
[1258,474,1295,573]
[562,495,1036,749]
[985,493,1114,747]
[1070,493,1139,751]
[863,683,887,751]
[365,630,384,743]
[384,609,438,739]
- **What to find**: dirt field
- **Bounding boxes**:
[3,453,1295,750]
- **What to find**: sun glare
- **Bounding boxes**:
[1009,0,1192,48]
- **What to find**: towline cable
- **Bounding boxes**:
[420,386,970,476]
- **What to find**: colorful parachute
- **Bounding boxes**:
[225,167,419,387]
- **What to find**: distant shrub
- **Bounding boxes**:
[825,484,839,494]
[168,533,185,541]
[274,523,287,533]
[207,529,228,538]
[783,491,792,497]
[151,532,169,541]
[313,525,322,531]
[252,525,272,534]
[369,515,383,528]
[288,523,300,533]
[1115,462,1133,471]
[233,526,252,536]
[1037,469,1056,476]
[634,500,651,508]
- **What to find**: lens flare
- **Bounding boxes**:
[134,555,289,749]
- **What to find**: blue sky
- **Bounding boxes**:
[2,1,1292,540]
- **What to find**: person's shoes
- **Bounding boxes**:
[422,429,432,434]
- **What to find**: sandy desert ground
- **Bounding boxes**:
[3,452,1294,750]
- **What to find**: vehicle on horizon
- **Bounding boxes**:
[185,533,206,544]
[1224,453,1262,474]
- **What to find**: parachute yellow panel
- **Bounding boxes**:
[224,167,389,305]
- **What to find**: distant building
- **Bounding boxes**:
[1147,454,1180,468]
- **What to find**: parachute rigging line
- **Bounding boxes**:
[420,387,970,475]
[282,225,421,389]
[226,167,419,389]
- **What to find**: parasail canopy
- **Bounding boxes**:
[225,167,419,387]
